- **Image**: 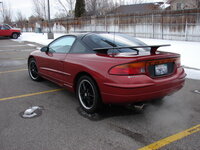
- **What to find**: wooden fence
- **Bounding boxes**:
[22,9,200,41]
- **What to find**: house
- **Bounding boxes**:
[108,2,164,15]
[167,0,200,10]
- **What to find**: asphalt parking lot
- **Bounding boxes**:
[0,38,200,150]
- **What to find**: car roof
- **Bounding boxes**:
[64,32,118,40]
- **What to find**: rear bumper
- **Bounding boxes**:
[100,67,186,104]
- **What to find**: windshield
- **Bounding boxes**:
[82,33,149,54]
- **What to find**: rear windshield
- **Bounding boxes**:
[82,33,149,54]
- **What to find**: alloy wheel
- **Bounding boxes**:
[29,60,39,80]
[78,79,96,110]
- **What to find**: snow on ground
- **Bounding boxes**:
[138,38,200,70]
[184,68,200,80]
[14,32,64,45]
[14,32,200,80]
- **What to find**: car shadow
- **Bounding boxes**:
[0,37,10,40]
[77,98,165,121]
[77,104,146,121]
[40,80,162,121]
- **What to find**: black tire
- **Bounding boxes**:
[28,58,42,81]
[12,33,18,39]
[76,75,102,113]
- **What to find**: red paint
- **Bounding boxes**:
[0,24,21,38]
[30,48,186,104]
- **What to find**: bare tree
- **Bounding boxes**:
[120,0,125,5]
[32,0,47,19]
[28,15,44,31]
[57,0,68,14]
[85,0,116,16]
[129,0,145,5]
[56,0,75,17]
[85,0,97,15]
[0,2,12,24]
[15,11,27,29]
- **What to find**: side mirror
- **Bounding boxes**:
[40,46,49,52]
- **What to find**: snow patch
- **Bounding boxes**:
[160,3,170,9]
[137,38,200,70]
[13,33,64,45]
[184,68,200,80]
[27,44,36,47]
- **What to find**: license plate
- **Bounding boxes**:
[155,64,168,76]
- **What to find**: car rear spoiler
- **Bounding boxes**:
[93,44,171,55]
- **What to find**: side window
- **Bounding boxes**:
[70,41,90,53]
[4,25,11,29]
[49,36,76,53]
[1,25,10,30]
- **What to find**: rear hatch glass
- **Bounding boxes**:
[82,33,150,55]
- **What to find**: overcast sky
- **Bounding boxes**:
[0,0,164,20]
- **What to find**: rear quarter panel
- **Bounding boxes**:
[64,52,180,92]
[64,54,118,90]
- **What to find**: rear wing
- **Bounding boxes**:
[93,44,171,55]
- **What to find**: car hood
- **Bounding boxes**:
[12,28,21,31]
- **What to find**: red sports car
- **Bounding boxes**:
[28,33,186,113]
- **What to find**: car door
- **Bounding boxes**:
[39,36,76,84]
[0,25,11,36]
[0,25,3,36]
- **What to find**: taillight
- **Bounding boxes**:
[109,62,146,75]
[175,57,181,68]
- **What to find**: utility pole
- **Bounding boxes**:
[47,0,54,39]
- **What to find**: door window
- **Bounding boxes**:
[1,25,10,30]
[49,36,76,53]
[70,41,90,53]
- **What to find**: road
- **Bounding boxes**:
[0,38,200,150]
